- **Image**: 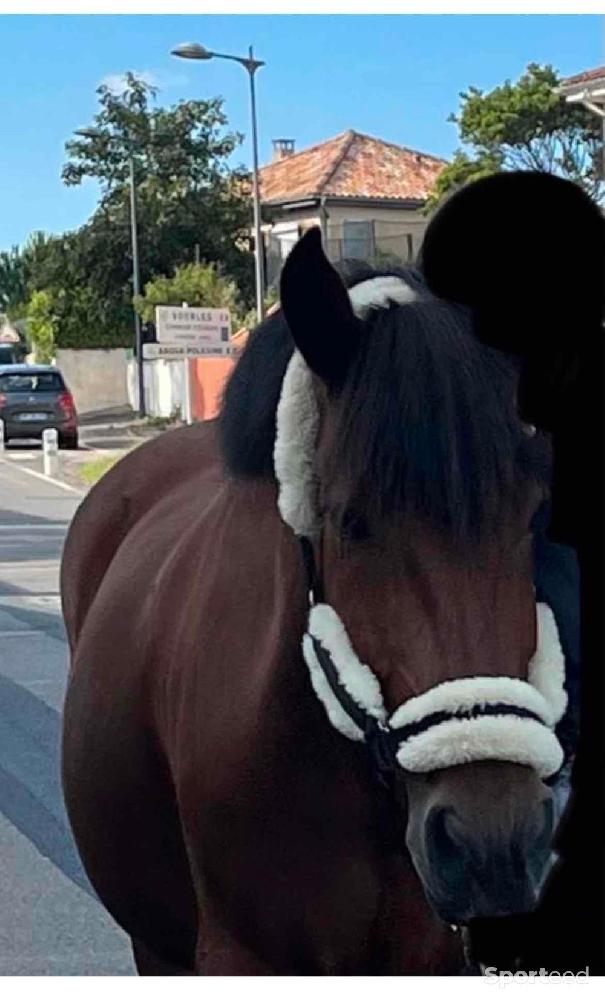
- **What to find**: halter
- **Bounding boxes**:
[275,275,568,789]
[300,533,567,789]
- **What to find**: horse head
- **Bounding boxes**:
[275,217,565,928]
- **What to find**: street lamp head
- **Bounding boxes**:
[171,43,214,61]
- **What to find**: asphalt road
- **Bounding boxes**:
[0,455,135,975]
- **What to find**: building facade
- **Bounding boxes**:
[259,130,446,288]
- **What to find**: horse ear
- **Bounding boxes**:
[419,172,605,355]
[280,227,362,386]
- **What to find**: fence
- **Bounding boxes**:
[266,230,416,290]
[127,356,236,422]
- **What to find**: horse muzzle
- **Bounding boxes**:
[407,769,557,926]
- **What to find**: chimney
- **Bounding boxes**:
[272,138,295,162]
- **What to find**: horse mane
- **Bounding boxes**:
[218,263,550,541]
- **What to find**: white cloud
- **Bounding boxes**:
[99,70,187,94]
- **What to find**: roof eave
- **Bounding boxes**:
[261,194,426,211]
[557,80,605,103]
[261,196,321,210]
[322,195,426,209]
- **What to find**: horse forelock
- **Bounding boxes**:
[219,261,421,479]
[219,263,550,542]
[218,263,426,483]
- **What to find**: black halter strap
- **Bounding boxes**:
[308,633,400,785]
[300,536,399,787]
[299,535,324,605]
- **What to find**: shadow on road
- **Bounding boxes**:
[0,671,94,900]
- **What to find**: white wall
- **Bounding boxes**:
[127,358,185,419]
[56,348,130,415]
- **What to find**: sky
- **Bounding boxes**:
[0,13,602,251]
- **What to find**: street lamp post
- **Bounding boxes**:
[74,127,146,418]
[172,42,266,324]
[127,154,145,418]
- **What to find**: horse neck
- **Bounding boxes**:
[223,475,308,635]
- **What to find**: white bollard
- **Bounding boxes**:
[0,419,5,452]
[42,427,59,478]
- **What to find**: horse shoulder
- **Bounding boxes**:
[61,421,222,653]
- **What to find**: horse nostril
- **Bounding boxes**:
[424,805,470,913]
[539,797,555,850]
[525,797,556,889]
[427,806,463,865]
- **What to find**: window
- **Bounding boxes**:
[342,220,374,261]
[0,372,65,393]
[274,223,301,262]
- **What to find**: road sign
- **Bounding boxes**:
[142,342,238,361]
[155,306,232,350]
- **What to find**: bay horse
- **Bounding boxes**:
[61,214,575,975]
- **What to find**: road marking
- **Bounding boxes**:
[0,456,85,497]
[0,629,41,637]
[0,524,70,531]
[0,596,61,608]
[0,590,60,596]
[0,561,60,573]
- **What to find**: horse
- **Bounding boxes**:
[61,200,576,975]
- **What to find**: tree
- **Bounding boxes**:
[427,63,603,210]
[4,75,256,350]
[425,151,502,213]
[134,262,247,329]
[136,262,279,334]
[0,246,29,318]
[11,227,128,349]
[63,73,243,196]
[62,73,255,325]
[26,289,57,363]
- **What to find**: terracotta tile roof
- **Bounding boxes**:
[560,65,605,87]
[259,130,446,205]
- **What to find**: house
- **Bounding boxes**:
[259,130,446,287]
[557,67,605,205]
[0,316,28,364]
[557,65,605,112]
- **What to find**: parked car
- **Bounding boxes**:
[0,365,78,448]
[0,342,27,365]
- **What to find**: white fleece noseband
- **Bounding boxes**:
[275,275,568,779]
[303,601,567,779]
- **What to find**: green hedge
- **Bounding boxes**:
[55,297,134,349]
[56,326,133,349]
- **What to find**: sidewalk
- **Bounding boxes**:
[0,457,135,975]
[78,405,139,426]
[52,447,131,492]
